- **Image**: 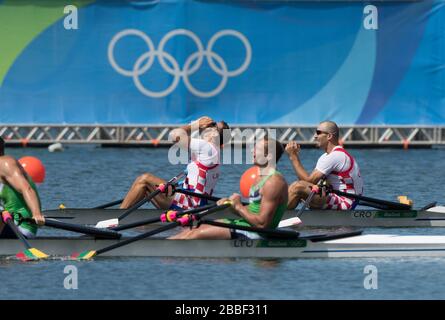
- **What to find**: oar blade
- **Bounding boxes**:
[278,217,302,228]
[95,218,119,229]
[16,248,48,262]
[28,248,49,259]
[71,250,97,261]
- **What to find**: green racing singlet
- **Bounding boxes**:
[0,177,40,235]
[223,169,287,229]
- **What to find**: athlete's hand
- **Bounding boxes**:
[197,116,216,129]
[285,141,301,158]
[33,215,45,226]
[216,198,230,206]
[229,193,242,209]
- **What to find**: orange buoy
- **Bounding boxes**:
[403,139,409,150]
[19,156,45,183]
[239,166,259,198]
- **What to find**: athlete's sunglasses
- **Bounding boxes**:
[316,129,331,135]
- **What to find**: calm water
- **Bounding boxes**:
[1,145,445,300]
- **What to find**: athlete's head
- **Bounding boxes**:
[216,120,230,146]
[253,136,284,167]
[201,120,230,146]
[315,121,340,149]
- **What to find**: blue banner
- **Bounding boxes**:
[0,0,443,125]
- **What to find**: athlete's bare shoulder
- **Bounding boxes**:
[262,173,288,194]
[0,155,17,164]
[0,155,20,172]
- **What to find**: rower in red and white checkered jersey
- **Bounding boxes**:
[120,116,229,211]
[169,137,221,210]
[286,121,364,211]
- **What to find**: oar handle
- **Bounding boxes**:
[113,204,218,231]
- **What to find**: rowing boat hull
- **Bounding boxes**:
[3,235,445,258]
[43,207,445,227]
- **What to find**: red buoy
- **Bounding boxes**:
[19,156,45,183]
[239,166,259,198]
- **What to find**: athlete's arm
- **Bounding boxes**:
[285,142,311,180]
[180,116,215,135]
[286,142,324,184]
[230,177,285,228]
[0,158,44,225]
[170,116,216,149]
[169,128,190,149]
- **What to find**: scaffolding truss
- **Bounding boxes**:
[0,124,443,147]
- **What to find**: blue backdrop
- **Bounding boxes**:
[0,0,443,125]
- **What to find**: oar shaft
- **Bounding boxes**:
[117,171,186,221]
[357,200,392,210]
[97,221,179,255]
[44,218,121,239]
[111,216,160,231]
[175,189,249,205]
[93,199,124,210]
[200,220,301,239]
[175,189,221,202]
[331,190,411,210]
[117,190,160,221]
[96,203,231,256]
[112,204,218,231]
[3,215,32,249]
[296,189,316,218]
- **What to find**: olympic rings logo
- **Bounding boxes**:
[108,29,252,98]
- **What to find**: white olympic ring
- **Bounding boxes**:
[108,28,252,98]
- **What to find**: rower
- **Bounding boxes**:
[170,137,288,240]
[286,120,364,211]
[0,137,45,239]
[120,116,229,211]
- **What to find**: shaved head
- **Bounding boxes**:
[320,121,339,138]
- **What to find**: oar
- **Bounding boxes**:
[1,211,49,262]
[111,204,217,231]
[95,171,186,228]
[175,188,301,227]
[198,220,301,239]
[93,199,124,210]
[23,218,121,239]
[173,188,249,205]
[72,202,232,260]
[295,183,323,218]
[331,189,412,210]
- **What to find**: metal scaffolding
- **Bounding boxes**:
[0,124,444,148]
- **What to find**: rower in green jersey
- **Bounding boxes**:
[170,137,288,240]
[0,137,45,239]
